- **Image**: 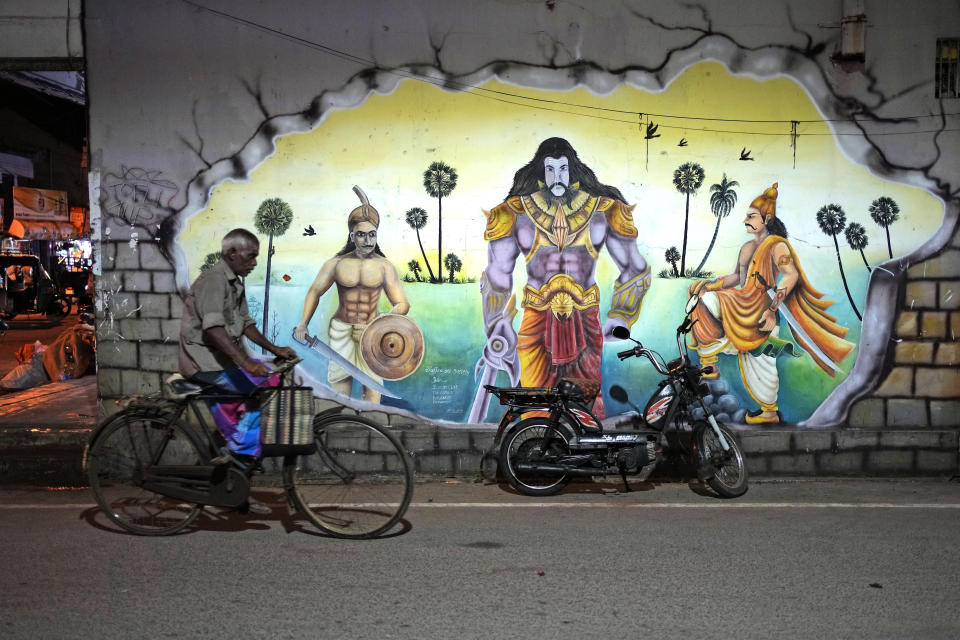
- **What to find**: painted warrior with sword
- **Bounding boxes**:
[294,186,414,403]
[688,182,854,424]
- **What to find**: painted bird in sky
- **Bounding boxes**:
[303,224,316,236]
[739,148,754,161]
[678,138,688,147]
[645,122,660,139]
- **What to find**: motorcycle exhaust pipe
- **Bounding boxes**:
[514,462,601,477]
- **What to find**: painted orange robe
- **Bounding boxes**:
[690,235,854,375]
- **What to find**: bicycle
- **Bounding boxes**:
[83,357,414,538]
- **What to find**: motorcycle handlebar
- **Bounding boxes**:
[617,347,637,360]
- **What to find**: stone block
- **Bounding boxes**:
[816,451,865,474]
[879,430,955,448]
[139,342,179,372]
[915,368,960,398]
[895,312,919,338]
[137,293,171,319]
[139,242,173,270]
[908,250,960,279]
[847,399,885,427]
[916,450,960,474]
[100,241,117,267]
[886,399,929,427]
[96,340,138,368]
[113,244,140,270]
[951,313,960,340]
[790,430,834,452]
[96,321,123,342]
[940,281,960,310]
[121,370,163,396]
[930,400,960,426]
[874,367,913,397]
[935,342,960,366]
[737,431,791,454]
[452,451,484,476]
[123,271,151,292]
[866,450,915,473]
[437,430,473,451]
[767,453,816,475]
[169,294,184,319]
[402,430,437,453]
[836,431,880,449]
[152,271,177,293]
[102,291,137,318]
[119,318,162,342]
[415,452,455,475]
[471,431,496,451]
[905,281,937,309]
[96,368,122,397]
[160,319,181,341]
[894,341,934,364]
[921,312,947,339]
[97,270,123,291]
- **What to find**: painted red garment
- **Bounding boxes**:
[517,306,605,417]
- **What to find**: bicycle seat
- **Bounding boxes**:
[165,373,203,398]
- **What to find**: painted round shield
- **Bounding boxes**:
[360,314,425,380]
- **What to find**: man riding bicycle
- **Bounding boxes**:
[178,228,297,514]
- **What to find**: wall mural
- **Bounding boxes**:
[170,61,941,426]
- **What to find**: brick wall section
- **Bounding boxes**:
[97,238,181,416]
[848,229,960,428]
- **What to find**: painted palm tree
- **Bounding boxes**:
[672,162,705,276]
[407,259,423,282]
[844,222,871,272]
[868,196,900,259]
[404,206,436,282]
[253,197,294,341]
[443,253,463,283]
[665,246,681,277]
[695,173,739,274]
[423,161,458,282]
[816,203,861,321]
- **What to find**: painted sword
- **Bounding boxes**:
[468,293,521,424]
[290,328,401,399]
[754,272,842,374]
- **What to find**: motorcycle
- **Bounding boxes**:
[485,293,748,498]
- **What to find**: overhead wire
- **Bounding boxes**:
[179,0,959,136]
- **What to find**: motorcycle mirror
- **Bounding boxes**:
[685,294,699,315]
[609,384,629,403]
[612,325,631,340]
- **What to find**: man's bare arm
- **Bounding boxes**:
[481,236,519,331]
[294,258,337,340]
[759,241,798,332]
[382,261,410,315]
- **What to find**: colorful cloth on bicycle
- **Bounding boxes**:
[192,365,279,456]
[178,259,257,379]
[327,317,382,385]
[517,306,605,417]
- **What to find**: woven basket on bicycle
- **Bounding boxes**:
[259,386,317,456]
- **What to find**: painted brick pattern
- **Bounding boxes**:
[848,231,960,428]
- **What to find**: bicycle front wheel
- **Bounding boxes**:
[86,410,207,535]
[286,414,413,539]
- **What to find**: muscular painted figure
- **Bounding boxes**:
[295,187,410,403]
[476,137,650,419]
[688,183,854,424]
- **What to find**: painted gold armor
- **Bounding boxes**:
[522,273,601,320]
[607,267,651,327]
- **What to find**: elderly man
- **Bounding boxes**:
[179,228,296,512]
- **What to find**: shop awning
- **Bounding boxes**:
[7,219,79,240]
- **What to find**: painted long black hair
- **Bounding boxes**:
[507,137,626,202]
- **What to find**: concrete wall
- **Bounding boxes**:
[75,0,959,429]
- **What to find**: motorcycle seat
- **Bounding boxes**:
[557,377,600,402]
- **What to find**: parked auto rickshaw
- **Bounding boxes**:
[0,254,71,319]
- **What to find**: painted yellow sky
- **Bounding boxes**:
[180,62,940,289]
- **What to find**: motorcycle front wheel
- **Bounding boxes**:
[499,418,571,497]
[695,421,748,498]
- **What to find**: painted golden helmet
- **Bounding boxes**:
[749,182,778,220]
[347,185,380,229]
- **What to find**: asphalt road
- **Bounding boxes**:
[2,479,959,640]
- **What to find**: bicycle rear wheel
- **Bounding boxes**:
[86,410,207,535]
[286,414,413,539]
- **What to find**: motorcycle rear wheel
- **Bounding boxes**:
[695,421,748,498]
[500,418,571,497]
